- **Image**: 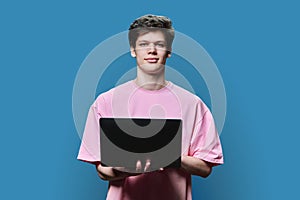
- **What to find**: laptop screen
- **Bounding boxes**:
[100,118,182,173]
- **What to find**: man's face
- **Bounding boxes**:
[130,30,171,75]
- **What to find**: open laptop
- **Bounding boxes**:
[100,118,182,173]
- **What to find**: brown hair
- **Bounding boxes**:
[128,14,175,49]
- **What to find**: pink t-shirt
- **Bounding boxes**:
[78,80,223,200]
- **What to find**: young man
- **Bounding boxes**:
[78,14,223,200]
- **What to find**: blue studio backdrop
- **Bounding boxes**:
[1,0,299,199]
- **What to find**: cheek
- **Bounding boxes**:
[159,53,169,60]
[136,55,145,64]
[135,52,146,60]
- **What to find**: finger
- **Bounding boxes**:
[136,160,142,172]
[144,159,151,172]
[113,166,126,172]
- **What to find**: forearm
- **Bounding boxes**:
[180,156,212,178]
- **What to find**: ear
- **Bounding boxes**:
[167,48,172,58]
[130,47,136,57]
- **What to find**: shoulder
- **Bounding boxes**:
[93,80,134,106]
[169,82,210,117]
[170,82,207,106]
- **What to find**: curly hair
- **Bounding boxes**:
[128,14,175,49]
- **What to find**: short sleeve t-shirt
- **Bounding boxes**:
[77,80,223,200]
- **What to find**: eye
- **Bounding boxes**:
[156,43,166,48]
[138,43,148,47]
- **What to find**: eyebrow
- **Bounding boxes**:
[137,40,166,43]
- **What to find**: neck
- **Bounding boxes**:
[135,70,167,91]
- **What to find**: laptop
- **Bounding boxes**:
[100,118,182,173]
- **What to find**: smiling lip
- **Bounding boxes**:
[145,58,159,63]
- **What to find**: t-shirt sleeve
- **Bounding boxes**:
[189,103,224,165]
[77,97,104,163]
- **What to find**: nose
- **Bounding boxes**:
[148,43,157,53]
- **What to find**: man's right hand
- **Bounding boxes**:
[95,162,142,181]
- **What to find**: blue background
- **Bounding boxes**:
[1,0,299,199]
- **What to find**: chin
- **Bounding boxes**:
[144,67,165,75]
[141,63,165,72]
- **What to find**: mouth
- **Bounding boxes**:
[145,58,159,63]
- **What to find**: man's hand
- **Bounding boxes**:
[96,158,169,181]
[96,159,154,181]
[96,162,142,181]
[113,159,154,173]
